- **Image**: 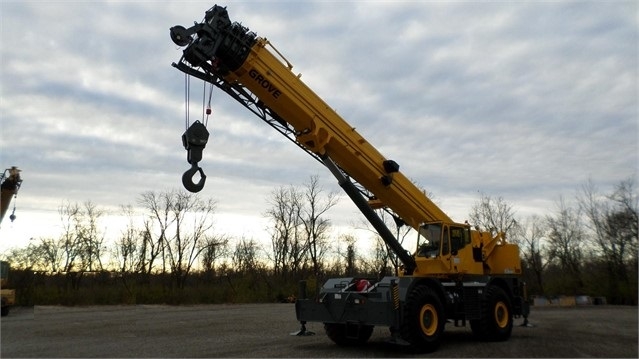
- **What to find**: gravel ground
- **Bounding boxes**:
[1,304,637,358]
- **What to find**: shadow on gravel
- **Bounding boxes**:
[292,330,485,358]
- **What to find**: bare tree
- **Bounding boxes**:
[546,197,584,294]
[51,201,107,288]
[76,201,106,271]
[578,178,638,302]
[169,191,217,288]
[138,191,174,277]
[333,233,358,277]
[26,201,105,275]
[264,185,304,276]
[383,212,413,274]
[514,215,548,295]
[469,193,519,238]
[370,234,395,278]
[299,175,338,277]
[108,205,144,299]
[232,237,261,274]
[138,190,218,288]
[2,199,105,294]
[609,178,638,269]
[200,234,230,277]
[2,243,40,271]
[58,201,83,273]
[356,210,414,275]
[113,205,140,275]
[32,237,64,273]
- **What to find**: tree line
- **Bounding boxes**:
[469,178,637,304]
[2,175,637,305]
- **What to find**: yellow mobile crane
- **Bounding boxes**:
[0,166,22,316]
[171,5,528,353]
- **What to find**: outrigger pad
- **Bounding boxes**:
[520,318,534,327]
[290,323,315,336]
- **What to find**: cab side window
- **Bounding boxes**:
[450,227,467,254]
[441,226,450,256]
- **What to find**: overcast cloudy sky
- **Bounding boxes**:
[1,1,637,254]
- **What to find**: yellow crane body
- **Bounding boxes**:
[171,5,528,352]
[224,39,453,229]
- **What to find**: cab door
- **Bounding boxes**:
[448,226,469,273]
[441,225,453,272]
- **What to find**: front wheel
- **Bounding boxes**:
[400,285,445,353]
[471,285,513,341]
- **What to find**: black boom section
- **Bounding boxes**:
[322,156,417,274]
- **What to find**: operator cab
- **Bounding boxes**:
[416,222,471,258]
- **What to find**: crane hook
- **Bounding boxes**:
[9,204,16,222]
[181,121,210,193]
[182,164,206,193]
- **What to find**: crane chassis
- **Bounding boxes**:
[170,5,529,353]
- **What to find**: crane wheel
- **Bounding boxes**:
[470,285,513,341]
[400,285,444,353]
[323,323,374,346]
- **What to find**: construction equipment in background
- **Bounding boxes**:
[170,5,529,353]
[0,260,14,316]
[0,166,22,224]
[1,166,22,316]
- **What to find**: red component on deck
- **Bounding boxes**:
[355,279,370,292]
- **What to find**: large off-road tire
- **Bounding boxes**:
[324,323,374,346]
[471,285,513,341]
[400,285,445,353]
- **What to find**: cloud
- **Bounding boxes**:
[1,1,636,253]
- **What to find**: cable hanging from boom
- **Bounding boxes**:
[202,81,214,126]
[184,72,191,130]
[181,72,210,193]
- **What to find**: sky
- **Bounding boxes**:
[0,1,637,256]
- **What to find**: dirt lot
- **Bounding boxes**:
[1,304,637,358]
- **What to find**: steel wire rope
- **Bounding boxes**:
[205,81,214,127]
[201,79,206,124]
[184,72,191,130]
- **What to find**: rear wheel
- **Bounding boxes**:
[400,285,445,353]
[471,285,513,341]
[324,323,374,346]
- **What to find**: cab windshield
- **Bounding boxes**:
[417,223,442,258]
